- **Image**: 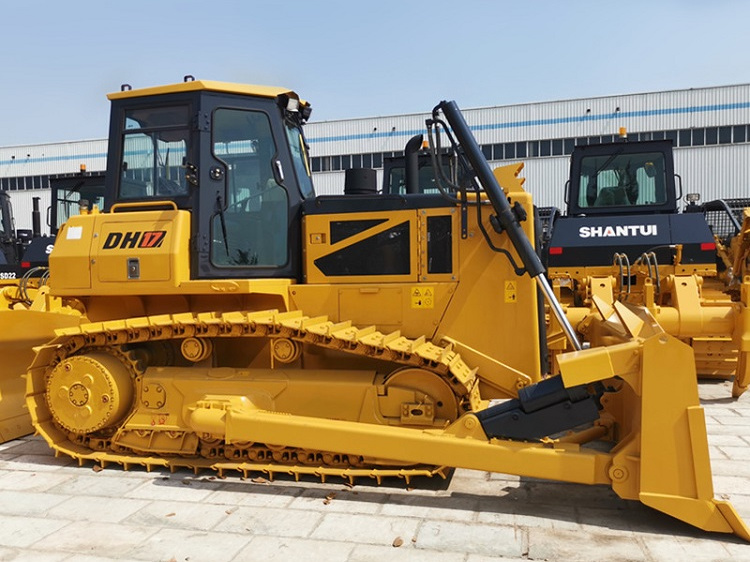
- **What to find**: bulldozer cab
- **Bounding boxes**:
[546,138,716,268]
[567,140,678,216]
[49,172,107,235]
[104,80,315,281]
[383,151,459,195]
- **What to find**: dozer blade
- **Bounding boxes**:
[184,331,749,540]
[0,308,82,443]
[562,334,750,540]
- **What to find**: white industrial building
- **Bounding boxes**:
[1,83,749,233]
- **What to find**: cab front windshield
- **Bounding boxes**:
[119,106,191,199]
[578,151,667,208]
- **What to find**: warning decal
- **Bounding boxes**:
[504,280,517,303]
[411,286,435,309]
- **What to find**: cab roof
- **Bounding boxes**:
[107,80,302,103]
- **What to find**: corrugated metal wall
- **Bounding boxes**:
[7,190,52,235]
[312,171,355,196]
[307,113,431,157]
[305,83,750,151]
[513,157,571,209]
[2,83,749,230]
[0,140,107,177]
[481,145,750,212]
[674,145,750,201]
[305,84,750,209]
[310,144,750,210]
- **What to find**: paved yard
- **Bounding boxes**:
[0,379,748,561]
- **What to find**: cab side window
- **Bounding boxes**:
[120,106,191,199]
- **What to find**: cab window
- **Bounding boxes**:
[285,124,314,198]
[578,152,667,208]
[211,108,288,267]
[119,105,191,199]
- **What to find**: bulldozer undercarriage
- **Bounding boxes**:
[28,309,481,483]
[24,306,750,540]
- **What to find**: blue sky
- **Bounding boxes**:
[2,0,749,145]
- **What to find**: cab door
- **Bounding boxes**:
[195,94,303,280]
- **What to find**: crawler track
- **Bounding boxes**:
[27,309,483,484]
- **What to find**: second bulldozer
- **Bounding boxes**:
[542,137,750,396]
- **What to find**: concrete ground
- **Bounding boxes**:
[0,379,748,562]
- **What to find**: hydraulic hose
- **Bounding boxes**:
[436,100,582,351]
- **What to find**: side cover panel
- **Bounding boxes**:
[50,209,191,295]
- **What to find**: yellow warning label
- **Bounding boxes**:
[504,280,517,303]
[411,286,434,309]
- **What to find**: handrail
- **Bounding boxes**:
[110,200,179,213]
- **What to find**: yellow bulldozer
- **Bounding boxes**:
[0,78,748,540]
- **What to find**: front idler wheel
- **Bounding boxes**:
[45,351,135,435]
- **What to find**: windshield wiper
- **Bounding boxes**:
[215,192,230,258]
